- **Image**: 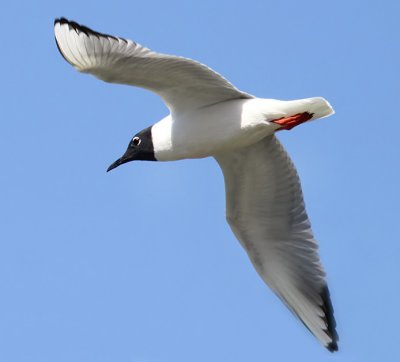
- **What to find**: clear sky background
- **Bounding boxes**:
[1,0,399,361]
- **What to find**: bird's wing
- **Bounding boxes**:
[215,135,338,352]
[54,18,253,114]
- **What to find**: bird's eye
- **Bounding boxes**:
[132,137,141,146]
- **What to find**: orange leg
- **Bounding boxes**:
[272,112,314,131]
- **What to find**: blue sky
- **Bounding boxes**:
[1,0,399,361]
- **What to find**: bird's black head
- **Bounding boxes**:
[107,126,156,172]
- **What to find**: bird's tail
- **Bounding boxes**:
[281,97,334,120]
[266,97,334,131]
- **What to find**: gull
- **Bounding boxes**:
[54,18,338,351]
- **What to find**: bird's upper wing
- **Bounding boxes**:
[54,18,253,114]
[215,135,338,352]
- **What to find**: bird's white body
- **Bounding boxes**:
[54,18,338,352]
[153,97,333,161]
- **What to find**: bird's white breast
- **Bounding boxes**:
[152,98,283,161]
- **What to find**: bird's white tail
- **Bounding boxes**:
[266,97,334,131]
[283,97,334,120]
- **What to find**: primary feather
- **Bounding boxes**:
[54,18,252,114]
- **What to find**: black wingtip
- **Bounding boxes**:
[54,17,68,26]
[320,285,339,352]
[53,17,127,43]
[327,341,339,352]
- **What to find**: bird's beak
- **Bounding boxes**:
[107,147,138,172]
[107,158,124,172]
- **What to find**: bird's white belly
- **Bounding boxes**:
[152,99,281,161]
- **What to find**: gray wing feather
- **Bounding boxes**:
[54,18,253,114]
[215,135,338,351]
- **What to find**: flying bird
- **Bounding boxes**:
[54,18,338,351]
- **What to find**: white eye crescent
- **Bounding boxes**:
[132,137,141,146]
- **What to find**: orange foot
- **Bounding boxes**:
[272,112,314,131]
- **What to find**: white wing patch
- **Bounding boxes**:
[54,18,253,114]
[215,135,338,351]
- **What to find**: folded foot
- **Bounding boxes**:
[272,112,314,131]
